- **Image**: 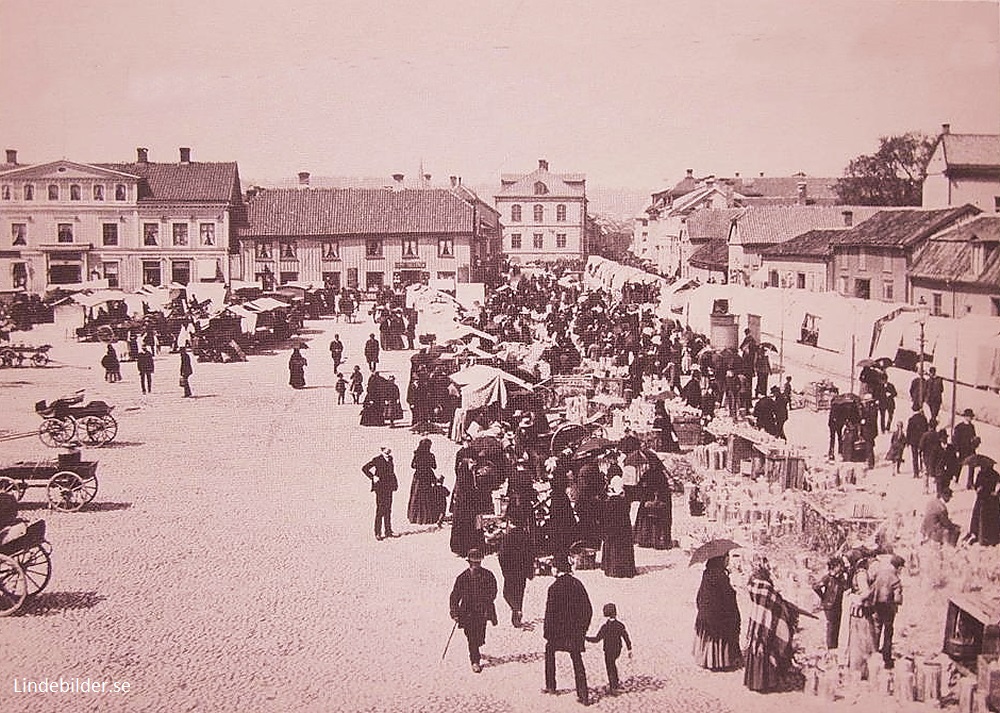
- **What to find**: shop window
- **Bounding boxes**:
[533,204,543,222]
[171,260,191,285]
[322,271,341,290]
[103,262,119,288]
[365,238,382,257]
[510,234,522,249]
[402,237,419,258]
[102,224,118,246]
[366,271,384,290]
[49,263,82,285]
[57,223,73,243]
[172,224,189,246]
[437,237,453,257]
[142,260,162,287]
[437,271,456,281]
[115,184,127,201]
[23,184,33,201]
[556,204,566,222]
[47,184,59,201]
[143,223,159,246]
[11,223,26,246]
[93,185,105,201]
[12,262,27,288]
[322,240,339,259]
[70,184,81,201]
[279,271,298,285]
[347,267,359,288]
[511,204,521,222]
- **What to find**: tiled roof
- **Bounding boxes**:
[97,161,241,202]
[910,216,1000,285]
[667,175,699,198]
[830,205,980,249]
[685,208,745,242]
[732,205,881,246]
[240,187,483,237]
[720,175,839,202]
[940,134,1000,169]
[497,168,586,198]
[688,239,729,269]
[758,229,843,259]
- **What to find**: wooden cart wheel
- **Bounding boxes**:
[79,415,116,446]
[550,423,588,456]
[0,349,14,368]
[14,545,51,596]
[38,417,76,448]
[0,553,27,616]
[0,476,25,501]
[30,351,49,367]
[46,471,91,512]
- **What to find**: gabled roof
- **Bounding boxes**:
[688,239,729,269]
[721,175,839,204]
[240,187,485,237]
[96,161,241,202]
[732,205,881,246]
[910,216,1000,285]
[668,186,729,216]
[759,229,844,259]
[496,167,586,198]
[0,159,140,181]
[685,208,745,242]
[938,134,1000,170]
[831,205,980,250]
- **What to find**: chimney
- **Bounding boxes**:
[759,171,764,178]
[941,123,951,135]
[137,147,149,164]
[734,172,740,179]
[706,175,716,186]
[5,149,16,165]
[392,173,404,184]
[842,210,854,227]
[686,169,694,178]
[179,147,191,164]
[449,175,457,188]
[297,171,310,187]
[457,177,462,186]
[423,173,431,184]
[796,181,807,205]
[538,159,548,171]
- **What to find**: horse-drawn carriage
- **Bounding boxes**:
[35,391,117,447]
[0,451,100,512]
[0,342,51,368]
[0,516,52,615]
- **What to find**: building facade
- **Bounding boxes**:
[758,229,843,292]
[922,125,1000,213]
[0,147,242,293]
[910,215,1000,316]
[237,180,500,293]
[495,159,587,264]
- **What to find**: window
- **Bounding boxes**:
[256,243,271,259]
[1,185,10,200]
[11,223,26,246]
[365,238,383,257]
[437,271,456,281]
[48,263,81,285]
[797,273,806,289]
[510,234,522,249]
[322,241,339,260]
[70,184,81,201]
[438,237,454,257]
[883,281,894,301]
[12,263,27,289]
[534,181,548,195]
[854,278,870,300]
[142,260,162,286]
[932,292,943,316]
[556,204,567,222]
[114,184,126,201]
[366,271,384,290]
[511,204,522,222]
[858,249,867,271]
[279,240,297,259]
[402,237,419,258]
[280,271,298,285]
[199,223,215,246]
[57,223,73,243]
[23,184,33,201]
[103,262,119,288]
[556,233,567,248]
[172,224,189,246]
[93,185,104,201]
[143,223,159,246]
[102,223,118,246]
[532,233,543,249]
[769,270,779,288]
[533,204,544,222]
[322,271,341,290]
[838,275,849,294]
[47,184,59,201]
[995,196,1000,214]
[347,267,359,288]
[171,260,191,285]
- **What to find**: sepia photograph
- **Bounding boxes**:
[1,0,999,710]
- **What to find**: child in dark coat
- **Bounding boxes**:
[586,602,632,693]
[812,555,848,649]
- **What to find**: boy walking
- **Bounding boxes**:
[586,603,632,694]
[812,556,848,649]
[335,373,347,405]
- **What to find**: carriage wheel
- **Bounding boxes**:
[30,352,49,367]
[38,417,76,448]
[0,554,27,616]
[97,325,115,343]
[0,349,15,368]
[14,546,51,597]
[0,476,25,501]
[550,423,588,456]
[46,471,94,512]
[79,415,116,446]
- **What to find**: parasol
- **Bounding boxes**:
[287,338,310,349]
[874,357,894,369]
[856,358,875,368]
[962,453,995,468]
[689,538,742,566]
[572,436,612,459]
[759,342,778,352]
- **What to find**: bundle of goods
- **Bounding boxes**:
[804,380,839,411]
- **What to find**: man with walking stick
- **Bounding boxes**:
[448,548,498,673]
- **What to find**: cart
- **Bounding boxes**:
[0,454,99,512]
[0,343,51,368]
[34,391,118,447]
[0,519,52,616]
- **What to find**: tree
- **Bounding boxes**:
[834,132,936,206]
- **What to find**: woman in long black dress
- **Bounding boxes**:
[969,463,1000,546]
[693,554,742,671]
[288,348,307,389]
[450,451,485,556]
[652,400,680,453]
[634,458,673,549]
[407,439,438,525]
[360,373,386,426]
[601,475,636,578]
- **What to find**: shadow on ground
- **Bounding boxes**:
[22,591,107,616]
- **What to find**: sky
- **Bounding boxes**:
[1,0,998,192]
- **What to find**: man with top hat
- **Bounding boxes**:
[449,548,498,673]
[543,556,593,705]
[953,408,980,489]
[361,446,398,540]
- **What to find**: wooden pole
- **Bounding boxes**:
[951,355,958,435]
[850,334,856,394]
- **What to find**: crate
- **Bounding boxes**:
[674,419,703,447]
[728,434,756,474]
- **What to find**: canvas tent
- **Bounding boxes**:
[449,365,532,410]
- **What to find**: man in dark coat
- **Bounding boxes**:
[906,405,929,478]
[752,393,779,438]
[179,347,193,398]
[953,408,980,489]
[925,366,944,421]
[543,557,593,706]
[449,548,498,673]
[364,333,380,372]
[497,523,534,628]
[859,394,879,469]
[136,347,155,394]
[361,446,398,540]
[328,334,344,371]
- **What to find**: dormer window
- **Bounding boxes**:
[533,181,548,195]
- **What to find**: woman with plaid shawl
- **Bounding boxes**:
[744,557,798,693]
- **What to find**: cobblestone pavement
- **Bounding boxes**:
[0,307,985,712]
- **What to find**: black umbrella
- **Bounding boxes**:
[856,358,875,368]
[573,436,612,459]
[874,357,895,369]
[689,538,742,566]
[962,453,995,468]
[760,342,778,352]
